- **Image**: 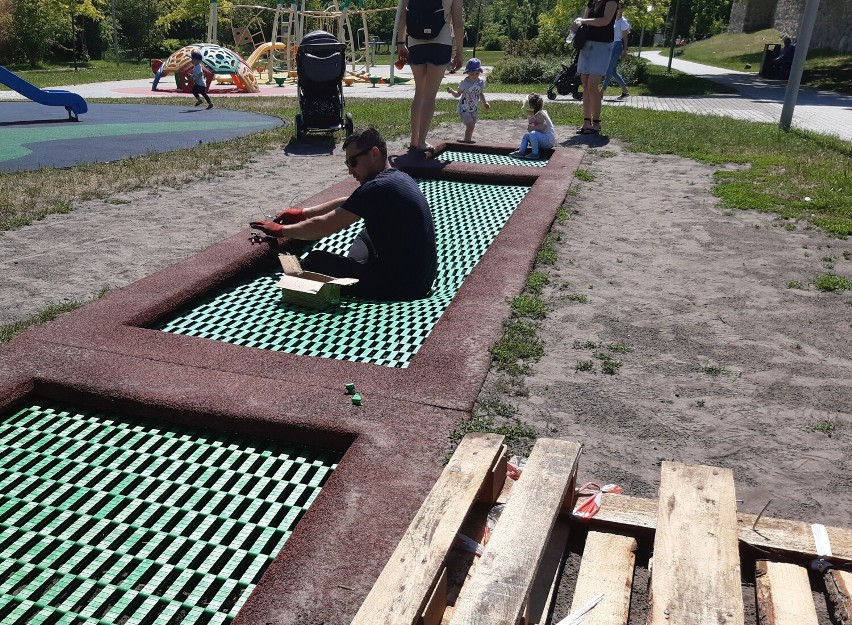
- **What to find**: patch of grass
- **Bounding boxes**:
[843,251,852,261]
[0,289,109,344]
[574,169,595,182]
[606,342,633,354]
[562,293,588,303]
[572,339,600,349]
[0,60,153,89]
[536,233,558,265]
[490,319,545,375]
[474,396,517,419]
[813,274,852,292]
[696,399,705,408]
[787,281,805,289]
[601,357,622,375]
[524,271,550,296]
[784,223,796,231]
[576,359,594,372]
[449,413,537,456]
[555,206,570,224]
[702,364,728,376]
[810,419,837,437]
[510,294,546,319]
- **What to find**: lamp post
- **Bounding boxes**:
[666,0,681,74]
[638,5,653,58]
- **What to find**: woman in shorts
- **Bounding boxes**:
[573,0,618,135]
[395,0,464,152]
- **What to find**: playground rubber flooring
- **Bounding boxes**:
[0,102,284,172]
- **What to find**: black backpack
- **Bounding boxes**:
[407,0,445,40]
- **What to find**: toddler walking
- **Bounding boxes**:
[510,93,556,160]
[446,58,490,143]
[190,51,213,110]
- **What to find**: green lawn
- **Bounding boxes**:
[0,60,153,90]
[680,29,852,94]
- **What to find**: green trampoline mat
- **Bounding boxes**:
[437,150,548,167]
[154,178,530,368]
[0,400,340,625]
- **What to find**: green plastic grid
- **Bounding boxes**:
[437,150,549,167]
[154,178,530,368]
[0,401,341,625]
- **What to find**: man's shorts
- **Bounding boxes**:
[408,43,452,66]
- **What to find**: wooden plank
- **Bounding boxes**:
[826,569,852,624]
[351,433,505,625]
[525,515,572,625]
[447,437,582,625]
[576,492,852,564]
[755,560,818,625]
[647,462,744,625]
[421,568,448,625]
[568,529,636,625]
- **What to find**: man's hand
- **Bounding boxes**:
[250,220,285,237]
[272,207,305,224]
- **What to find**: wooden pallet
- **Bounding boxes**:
[352,433,852,625]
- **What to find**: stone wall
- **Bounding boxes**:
[729,0,851,52]
[774,0,852,52]
[728,0,777,33]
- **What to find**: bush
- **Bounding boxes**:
[491,55,566,84]
[151,39,183,59]
[612,55,647,85]
[478,23,506,51]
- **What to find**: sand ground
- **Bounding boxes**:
[2,117,851,620]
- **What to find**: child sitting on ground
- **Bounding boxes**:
[446,58,490,143]
[510,93,556,160]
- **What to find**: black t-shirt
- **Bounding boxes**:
[585,0,617,43]
[342,168,438,298]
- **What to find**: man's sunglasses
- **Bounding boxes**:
[345,146,373,168]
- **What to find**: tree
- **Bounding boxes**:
[12,0,66,66]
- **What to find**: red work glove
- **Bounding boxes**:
[250,220,285,237]
[272,207,305,224]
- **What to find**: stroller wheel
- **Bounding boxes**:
[573,91,583,101]
[295,113,304,141]
[547,89,557,101]
[344,112,353,137]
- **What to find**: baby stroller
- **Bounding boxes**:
[294,30,353,141]
[547,51,583,101]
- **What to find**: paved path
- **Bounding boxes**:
[2,52,850,141]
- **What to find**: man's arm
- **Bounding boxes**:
[252,205,360,239]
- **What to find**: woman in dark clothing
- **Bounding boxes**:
[571,0,618,134]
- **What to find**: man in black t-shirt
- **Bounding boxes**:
[250,128,437,301]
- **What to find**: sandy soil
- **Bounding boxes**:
[2,117,851,619]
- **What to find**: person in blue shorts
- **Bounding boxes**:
[394,0,465,152]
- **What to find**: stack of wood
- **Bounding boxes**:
[351,433,852,625]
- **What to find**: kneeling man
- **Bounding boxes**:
[251,128,437,301]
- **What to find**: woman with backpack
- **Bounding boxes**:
[571,0,618,135]
[395,0,464,152]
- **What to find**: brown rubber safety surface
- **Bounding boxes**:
[0,141,581,625]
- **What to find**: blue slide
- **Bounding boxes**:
[0,65,88,120]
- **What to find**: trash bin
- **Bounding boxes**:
[759,43,781,78]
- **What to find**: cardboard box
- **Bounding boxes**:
[276,254,358,310]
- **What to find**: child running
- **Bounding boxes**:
[190,51,213,110]
[510,93,556,160]
[446,58,490,143]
